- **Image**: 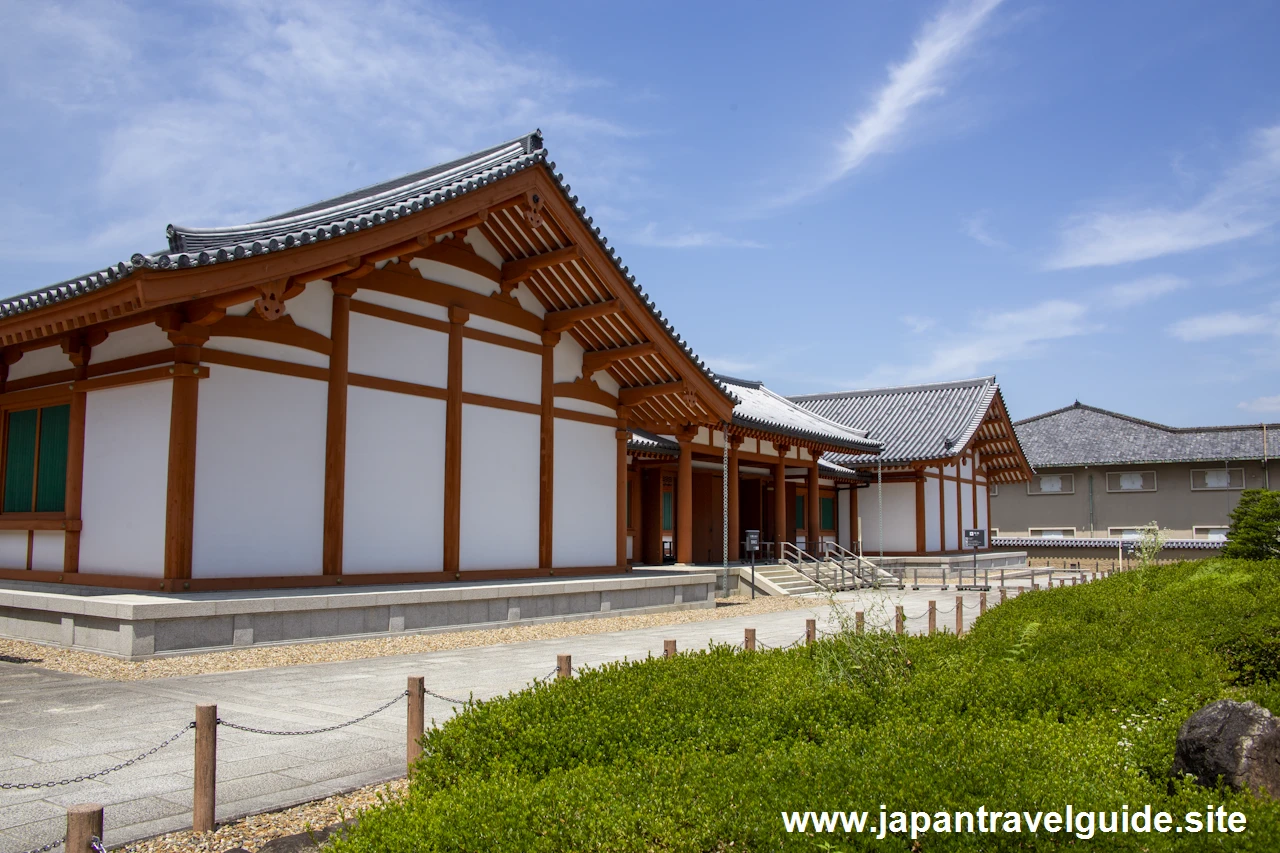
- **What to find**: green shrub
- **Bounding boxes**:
[330,560,1280,852]
[1223,489,1280,560]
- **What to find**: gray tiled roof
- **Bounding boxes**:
[789,376,1014,466]
[0,132,735,406]
[628,429,679,456]
[717,376,882,453]
[992,536,1222,551]
[1014,403,1276,467]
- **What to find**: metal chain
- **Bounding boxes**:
[16,838,63,853]
[90,838,106,853]
[1,722,194,790]
[218,691,407,736]
[424,688,470,705]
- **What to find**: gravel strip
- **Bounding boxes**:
[117,778,409,853]
[0,594,814,681]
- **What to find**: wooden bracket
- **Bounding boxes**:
[524,190,544,229]
[254,279,289,321]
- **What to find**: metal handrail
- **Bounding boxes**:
[779,542,833,591]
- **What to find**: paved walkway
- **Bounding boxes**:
[0,582,1051,852]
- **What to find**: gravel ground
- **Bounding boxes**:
[117,778,409,853]
[0,593,812,682]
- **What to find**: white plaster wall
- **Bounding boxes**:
[977,484,989,531]
[89,323,172,364]
[344,387,445,572]
[30,532,64,571]
[409,256,498,297]
[590,370,621,397]
[288,280,334,336]
[626,535,633,560]
[837,488,852,549]
[511,282,547,318]
[553,419,616,568]
[8,345,70,381]
[466,229,505,269]
[354,288,449,323]
[204,336,330,369]
[553,335,586,384]
[860,481,916,554]
[460,406,539,569]
[553,397,616,417]
[944,481,959,550]
[962,481,974,531]
[192,366,326,577]
[461,340,540,404]
[0,531,27,568]
[468,314,542,345]
[80,382,171,577]
[960,456,972,479]
[924,477,942,552]
[348,313,448,387]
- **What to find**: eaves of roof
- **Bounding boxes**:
[991,536,1222,550]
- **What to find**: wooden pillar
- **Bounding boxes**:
[727,436,741,562]
[630,465,642,563]
[641,467,663,564]
[444,306,468,573]
[807,457,821,555]
[937,466,947,551]
[323,285,354,576]
[955,459,963,550]
[915,473,926,555]
[164,325,206,581]
[676,431,694,564]
[850,483,859,546]
[63,337,93,573]
[539,332,559,569]
[773,446,789,552]
[971,450,979,538]
[986,479,993,547]
[616,428,628,569]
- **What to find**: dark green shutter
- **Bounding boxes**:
[662,492,673,530]
[820,496,835,531]
[35,404,70,512]
[795,495,805,529]
[4,409,38,512]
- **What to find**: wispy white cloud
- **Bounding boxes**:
[961,211,1008,249]
[1104,274,1188,308]
[705,357,762,377]
[1046,123,1280,270]
[629,223,766,249]
[1167,310,1277,342]
[901,315,937,334]
[1238,394,1280,414]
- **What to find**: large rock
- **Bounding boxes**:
[1172,699,1280,797]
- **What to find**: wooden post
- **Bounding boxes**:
[407,677,424,770]
[927,601,936,635]
[807,460,820,555]
[663,639,677,658]
[557,654,572,680]
[979,591,987,615]
[163,327,205,581]
[895,605,904,635]
[744,628,756,651]
[539,331,559,569]
[855,611,864,634]
[805,618,816,645]
[676,432,694,564]
[773,446,789,552]
[727,436,741,562]
[956,595,964,636]
[193,703,217,832]
[323,286,354,576]
[444,307,469,573]
[65,803,104,853]
[63,390,87,572]
[1000,586,1007,603]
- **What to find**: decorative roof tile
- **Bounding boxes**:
[992,536,1222,550]
[719,375,881,453]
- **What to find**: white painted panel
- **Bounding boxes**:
[977,484,989,531]
[462,340,540,405]
[591,371,621,398]
[90,323,171,364]
[960,456,972,478]
[466,228,504,269]
[460,405,539,569]
[348,313,448,387]
[288,280,334,336]
[205,336,330,369]
[409,256,498,297]
[553,336,586,383]
[962,481,974,530]
[554,397,616,417]
[7,346,69,381]
[467,314,541,345]
[859,481,915,554]
[944,481,959,550]
[355,288,450,322]
[80,382,171,577]
[344,387,445,572]
[626,535,634,560]
[192,366,326,577]
[0,531,27,568]
[837,489,851,549]
[943,464,957,477]
[553,419,616,568]
[30,532,64,571]
[511,282,547,318]
[924,477,942,552]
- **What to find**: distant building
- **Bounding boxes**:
[992,402,1275,557]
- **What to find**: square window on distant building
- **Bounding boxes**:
[1027,473,1074,495]
[1105,471,1157,492]
[1029,528,1075,538]
[1193,526,1230,540]
[1108,527,1144,539]
[1190,468,1244,491]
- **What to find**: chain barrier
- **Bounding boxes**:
[217,690,407,736]
[16,839,63,853]
[1,722,194,790]
[90,838,106,853]
[424,687,471,705]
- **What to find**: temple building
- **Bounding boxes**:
[789,376,1031,555]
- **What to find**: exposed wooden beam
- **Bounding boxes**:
[581,342,657,376]
[618,380,685,408]
[552,377,617,410]
[501,244,581,287]
[420,210,489,243]
[543,299,619,334]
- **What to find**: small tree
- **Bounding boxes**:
[1223,489,1280,560]
[1136,521,1166,568]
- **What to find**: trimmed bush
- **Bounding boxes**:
[1223,489,1280,560]
[331,559,1280,851]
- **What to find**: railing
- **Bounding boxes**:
[779,541,835,591]
[820,541,901,589]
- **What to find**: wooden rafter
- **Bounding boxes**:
[618,380,685,408]
[501,245,581,288]
[544,299,620,334]
[581,342,657,376]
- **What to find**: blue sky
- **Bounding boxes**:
[2,0,1278,426]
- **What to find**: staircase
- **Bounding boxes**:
[751,563,822,596]
[774,541,905,594]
